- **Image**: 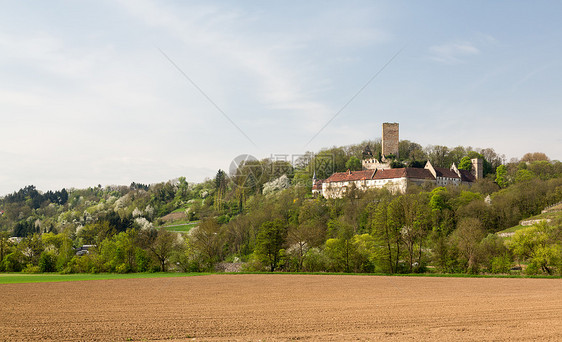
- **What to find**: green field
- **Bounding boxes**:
[159,221,199,232]
[496,209,562,236]
[0,272,206,284]
[1,271,558,284]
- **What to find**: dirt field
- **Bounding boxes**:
[1,275,561,341]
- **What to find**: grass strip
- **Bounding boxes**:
[0,272,208,284]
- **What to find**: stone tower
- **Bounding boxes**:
[471,158,483,180]
[382,122,399,158]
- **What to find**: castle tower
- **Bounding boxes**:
[471,158,483,180]
[382,122,399,158]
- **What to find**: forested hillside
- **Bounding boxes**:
[1,142,561,275]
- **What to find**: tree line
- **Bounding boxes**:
[1,143,561,275]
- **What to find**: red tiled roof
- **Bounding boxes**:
[325,167,435,183]
[312,179,324,190]
[372,168,406,179]
[324,170,376,183]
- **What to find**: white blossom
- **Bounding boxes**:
[262,174,291,195]
[134,217,153,230]
[132,207,143,218]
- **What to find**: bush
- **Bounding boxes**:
[22,265,41,273]
[240,254,265,272]
[38,251,57,272]
[1,252,23,272]
[135,249,151,272]
[525,262,540,275]
[490,254,512,274]
[302,248,329,272]
[116,263,130,274]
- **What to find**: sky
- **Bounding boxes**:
[1,1,561,195]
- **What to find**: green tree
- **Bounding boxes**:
[458,156,472,170]
[515,169,536,183]
[175,176,190,202]
[324,219,355,272]
[190,218,223,270]
[495,164,508,188]
[255,219,287,272]
[371,196,404,273]
[352,234,377,272]
[38,251,57,272]
[42,232,74,271]
[138,228,178,272]
[345,156,362,171]
[400,194,431,272]
[450,218,485,274]
[0,232,11,267]
[509,221,559,274]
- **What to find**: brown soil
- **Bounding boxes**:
[160,211,187,222]
[1,275,561,341]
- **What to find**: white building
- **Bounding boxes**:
[317,160,479,199]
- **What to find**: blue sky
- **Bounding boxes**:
[1,1,561,195]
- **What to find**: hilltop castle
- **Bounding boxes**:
[312,123,481,198]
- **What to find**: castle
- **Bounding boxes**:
[312,123,481,198]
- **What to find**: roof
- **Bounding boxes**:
[324,167,435,183]
[324,170,376,183]
[372,168,406,179]
[433,167,460,179]
[458,169,476,182]
[404,168,435,180]
[312,179,324,190]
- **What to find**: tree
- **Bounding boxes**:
[495,165,508,188]
[458,156,472,171]
[345,156,362,171]
[324,219,355,272]
[139,229,178,272]
[38,251,57,272]
[0,231,11,265]
[371,196,403,273]
[287,220,325,272]
[100,230,139,273]
[255,219,287,272]
[515,169,536,183]
[521,152,549,163]
[42,232,74,271]
[190,218,223,269]
[398,140,425,162]
[450,218,485,274]
[400,194,430,272]
[425,145,450,168]
[175,177,190,202]
[509,221,559,274]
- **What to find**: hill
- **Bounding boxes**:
[1,141,561,276]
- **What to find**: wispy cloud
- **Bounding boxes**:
[114,0,389,145]
[428,41,480,64]
[116,0,329,116]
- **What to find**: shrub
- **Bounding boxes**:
[38,251,57,272]
[302,248,329,272]
[1,252,23,272]
[490,254,512,274]
[22,264,41,273]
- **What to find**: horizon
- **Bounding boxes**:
[1,1,561,195]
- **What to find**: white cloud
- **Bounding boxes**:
[428,41,480,64]
[113,0,389,143]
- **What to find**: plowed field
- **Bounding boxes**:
[1,275,561,341]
